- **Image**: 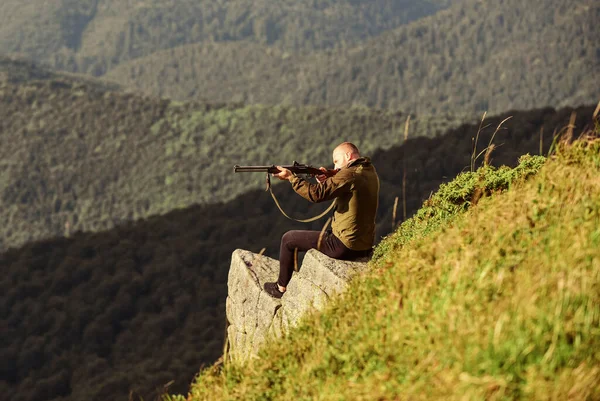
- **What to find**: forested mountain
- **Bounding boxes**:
[1,105,594,401]
[106,0,600,113]
[3,0,594,113]
[0,59,465,252]
[0,0,453,76]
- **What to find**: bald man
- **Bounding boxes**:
[263,142,380,299]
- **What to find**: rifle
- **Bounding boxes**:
[233,161,338,178]
[233,161,339,223]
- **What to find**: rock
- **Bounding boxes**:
[226,249,282,362]
[226,248,369,362]
[280,250,369,329]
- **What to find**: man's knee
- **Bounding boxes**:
[281,230,295,245]
[281,230,316,252]
[281,230,299,250]
[282,230,295,241]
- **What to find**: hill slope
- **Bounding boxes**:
[0,0,452,76]
[184,121,600,400]
[1,106,594,401]
[0,59,465,252]
[106,0,600,113]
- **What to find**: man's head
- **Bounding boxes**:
[332,142,360,170]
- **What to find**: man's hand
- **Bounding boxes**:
[316,167,329,184]
[273,166,293,181]
[316,167,339,183]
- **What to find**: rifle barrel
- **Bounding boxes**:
[233,164,336,176]
[233,165,277,173]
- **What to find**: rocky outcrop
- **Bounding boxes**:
[226,249,369,362]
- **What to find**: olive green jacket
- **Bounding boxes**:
[289,157,380,250]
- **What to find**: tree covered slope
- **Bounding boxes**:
[0,0,452,75]
[0,58,465,251]
[106,0,599,113]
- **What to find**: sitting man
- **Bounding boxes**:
[263,142,380,299]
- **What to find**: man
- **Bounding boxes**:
[263,142,380,299]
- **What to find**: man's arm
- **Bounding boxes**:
[274,167,353,203]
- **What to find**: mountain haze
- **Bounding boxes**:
[106,0,599,113]
[3,0,594,113]
[0,0,453,76]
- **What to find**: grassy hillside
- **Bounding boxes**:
[181,119,600,400]
[0,0,451,76]
[0,59,466,251]
[1,106,593,401]
[106,0,599,114]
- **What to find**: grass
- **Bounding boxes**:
[173,127,600,400]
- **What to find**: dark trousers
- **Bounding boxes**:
[278,230,372,287]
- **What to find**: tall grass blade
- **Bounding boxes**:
[471,111,487,172]
[402,115,411,222]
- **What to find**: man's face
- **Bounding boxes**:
[332,149,347,170]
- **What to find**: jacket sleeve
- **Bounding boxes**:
[289,169,354,203]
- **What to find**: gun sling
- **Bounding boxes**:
[266,173,336,223]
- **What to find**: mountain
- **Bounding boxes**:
[0,58,465,252]
[106,0,600,113]
[4,0,594,113]
[0,0,453,76]
[1,104,594,401]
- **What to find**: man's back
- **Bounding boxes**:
[289,156,379,251]
[330,157,379,251]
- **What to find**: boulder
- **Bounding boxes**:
[226,249,282,362]
[226,248,369,362]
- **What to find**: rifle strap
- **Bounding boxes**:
[266,174,336,223]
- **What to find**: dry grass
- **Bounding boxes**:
[392,196,399,229]
[402,115,411,222]
[471,111,489,172]
[473,115,513,169]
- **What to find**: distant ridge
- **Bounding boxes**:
[0,0,452,75]
[106,0,600,113]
